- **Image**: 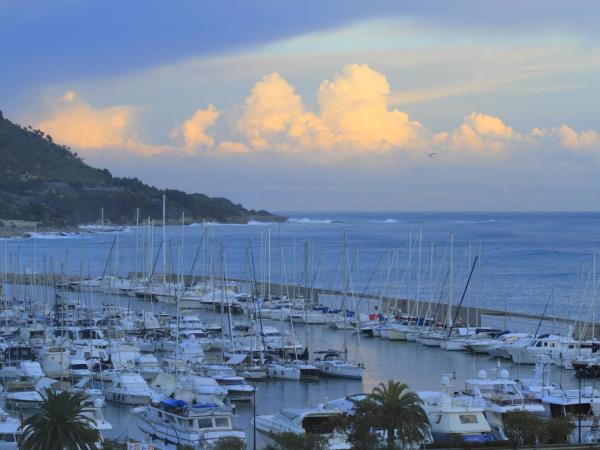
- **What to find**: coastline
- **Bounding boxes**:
[0,215,288,239]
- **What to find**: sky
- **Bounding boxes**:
[2,0,600,212]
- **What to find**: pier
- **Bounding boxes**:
[2,272,595,338]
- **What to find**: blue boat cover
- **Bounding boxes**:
[161,399,187,408]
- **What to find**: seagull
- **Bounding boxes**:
[425,152,438,158]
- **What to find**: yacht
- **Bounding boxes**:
[0,408,21,449]
[507,335,590,365]
[105,372,154,405]
[133,353,161,381]
[254,407,350,449]
[313,350,364,379]
[3,381,44,414]
[520,357,600,443]
[439,328,503,351]
[458,367,545,437]
[417,376,499,444]
[36,347,67,375]
[82,396,113,435]
[465,332,530,354]
[266,359,319,381]
[134,399,246,450]
[201,365,255,401]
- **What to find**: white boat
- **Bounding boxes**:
[0,361,44,382]
[313,350,364,379]
[3,381,44,414]
[0,408,21,449]
[266,359,319,381]
[134,353,161,381]
[439,328,502,352]
[458,367,544,436]
[255,407,350,449]
[105,372,154,405]
[520,356,600,443]
[417,376,499,444]
[290,310,327,325]
[465,333,531,354]
[508,334,588,365]
[134,399,246,450]
[386,322,411,341]
[480,333,533,359]
[82,397,113,434]
[201,365,255,401]
[225,353,268,381]
[260,326,304,355]
[417,328,447,347]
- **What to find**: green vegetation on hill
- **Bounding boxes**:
[0,112,283,226]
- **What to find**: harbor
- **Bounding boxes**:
[1,214,600,448]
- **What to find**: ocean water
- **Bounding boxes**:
[2,212,600,319]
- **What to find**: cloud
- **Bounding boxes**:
[38,91,170,155]
[233,64,426,157]
[38,66,600,165]
[61,90,77,102]
[555,125,599,151]
[317,64,427,152]
[172,104,219,151]
[435,112,518,153]
[218,141,249,153]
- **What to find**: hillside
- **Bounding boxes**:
[0,112,284,227]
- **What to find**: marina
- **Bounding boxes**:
[1,213,600,448]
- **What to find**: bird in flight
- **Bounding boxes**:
[425,152,438,158]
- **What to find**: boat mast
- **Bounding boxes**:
[162,194,167,283]
[447,233,454,327]
[593,253,596,341]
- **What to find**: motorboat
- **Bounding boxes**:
[38,346,71,378]
[417,375,499,444]
[0,407,21,449]
[507,335,590,365]
[105,372,154,405]
[133,399,246,450]
[3,381,44,414]
[520,356,600,443]
[457,366,544,437]
[254,406,350,449]
[313,350,364,379]
[201,365,255,401]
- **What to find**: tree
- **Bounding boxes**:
[368,380,430,449]
[339,399,381,450]
[18,389,100,450]
[503,411,543,446]
[213,436,246,450]
[266,431,329,450]
[542,417,574,444]
[102,440,127,450]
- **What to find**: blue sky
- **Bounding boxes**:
[2,1,600,211]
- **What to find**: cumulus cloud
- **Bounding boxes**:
[555,125,598,151]
[233,64,427,156]
[317,64,426,152]
[218,141,249,153]
[237,73,330,151]
[435,113,519,153]
[38,67,600,164]
[172,104,219,151]
[38,92,171,155]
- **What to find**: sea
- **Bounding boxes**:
[2,211,600,446]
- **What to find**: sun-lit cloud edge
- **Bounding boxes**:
[36,64,599,165]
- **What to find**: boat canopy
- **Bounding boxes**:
[160,399,187,408]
